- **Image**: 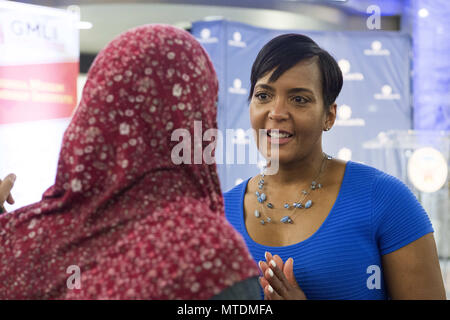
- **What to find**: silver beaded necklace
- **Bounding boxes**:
[254,153,332,225]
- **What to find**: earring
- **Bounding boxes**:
[324,127,330,131]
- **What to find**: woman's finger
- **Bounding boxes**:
[258,260,269,274]
[283,257,297,286]
[266,259,290,295]
[264,251,273,263]
[259,277,269,300]
[264,284,282,300]
[272,254,284,269]
[7,193,15,205]
[0,174,16,204]
[259,276,269,288]
[265,260,290,297]
[265,252,285,271]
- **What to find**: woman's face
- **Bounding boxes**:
[249,57,335,166]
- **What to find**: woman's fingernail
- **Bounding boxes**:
[270,260,276,268]
[258,261,263,269]
[265,251,269,260]
[267,285,274,293]
[267,268,274,277]
[7,174,16,183]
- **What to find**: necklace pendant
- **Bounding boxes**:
[280,216,293,224]
[284,203,290,209]
[257,193,266,203]
[305,200,312,209]
[267,202,274,209]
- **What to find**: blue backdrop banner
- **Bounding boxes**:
[191,20,412,192]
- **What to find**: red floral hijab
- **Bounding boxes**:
[0,24,259,299]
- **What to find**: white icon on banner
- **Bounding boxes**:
[228,31,246,47]
[372,41,382,51]
[337,148,352,161]
[338,59,364,81]
[335,104,366,127]
[337,104,352,120]
[197,28,218,44]
[228,78,248,95]
[374,85,400,100]
[364,41,390,56]
[201,28,210,39]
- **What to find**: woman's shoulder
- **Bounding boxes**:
[341,160,400,188]
[346,161,410,193]
[338,160,415,200]
[344,160,383,177]
[346,161,423,215]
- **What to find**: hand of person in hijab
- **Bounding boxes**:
[0,174,16,214]
[258,251,307,300]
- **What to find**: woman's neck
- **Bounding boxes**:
[264,150,327,187]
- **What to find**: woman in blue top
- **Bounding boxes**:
[223,34,446,300]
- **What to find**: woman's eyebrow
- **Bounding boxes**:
[287,87,315,96]
[255,84,315,96]
[254,84,275,91]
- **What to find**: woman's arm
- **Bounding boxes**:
[382,233,446,299]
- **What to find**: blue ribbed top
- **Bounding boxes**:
[223,161,434,300]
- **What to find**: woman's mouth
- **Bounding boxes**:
[266,129,294,145]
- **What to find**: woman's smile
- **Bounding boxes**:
[266,129,295,145]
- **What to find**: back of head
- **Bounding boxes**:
[53,24,221,208]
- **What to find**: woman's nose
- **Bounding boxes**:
[268,98,289,121]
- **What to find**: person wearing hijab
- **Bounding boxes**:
[0,24,260,299]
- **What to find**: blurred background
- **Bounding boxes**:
[0,0,449,297]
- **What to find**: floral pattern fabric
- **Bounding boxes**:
[0,24,259,299]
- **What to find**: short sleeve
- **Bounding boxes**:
[372,172,434,256]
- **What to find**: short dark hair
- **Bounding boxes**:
[249,34,343,109]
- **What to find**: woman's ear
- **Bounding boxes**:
[324,102,337,131]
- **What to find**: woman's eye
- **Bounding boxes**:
[255,93,270,101]
[293,96,308,104]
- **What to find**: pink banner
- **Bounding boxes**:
[0,61,78,124]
